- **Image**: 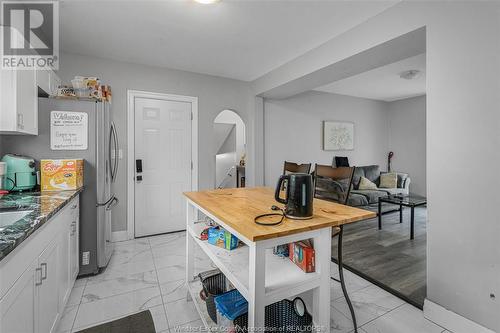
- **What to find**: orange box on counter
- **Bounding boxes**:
[41,159,83,191]
[288,240,315,273]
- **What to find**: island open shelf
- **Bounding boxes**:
[187,225,321,306]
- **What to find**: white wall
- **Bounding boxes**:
[58,52,255,232]
[264,91,389,185]
[387,95,426,196]
[255,2,500,330]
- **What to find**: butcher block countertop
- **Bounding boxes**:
[183,187,376,242]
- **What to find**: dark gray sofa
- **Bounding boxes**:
[315,165,410,210]
[349,165,410,208]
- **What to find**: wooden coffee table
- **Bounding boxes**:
[378,194,427,239]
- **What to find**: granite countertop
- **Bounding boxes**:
[0,188,83,261]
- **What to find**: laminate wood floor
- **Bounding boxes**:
[332,206,427,308]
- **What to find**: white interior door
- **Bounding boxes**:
[134,97,192,237]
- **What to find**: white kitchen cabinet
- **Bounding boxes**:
[0,195,80,333]
[37,69,61,97]
[58,223,71,313]
[0,68,38,135]
[49,72,62,96]
[0,65,60,135]
[0,260,37,333]
[36,70,50,95]
[58,198,79,311]
[36,240,59,333]
[69,203,80,281]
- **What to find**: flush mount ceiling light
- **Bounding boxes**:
[194,0,220,4]
[399,69,421,80]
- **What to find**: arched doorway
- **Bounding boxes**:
[213,110,246,188]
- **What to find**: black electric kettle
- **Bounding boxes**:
[275,173,314,219]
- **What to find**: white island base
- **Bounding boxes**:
[185,200,332,332]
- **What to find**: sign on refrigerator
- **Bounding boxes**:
[50,111,88,150]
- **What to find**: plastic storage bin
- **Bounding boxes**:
[233,298,313,333]
[199,270,232,323]
[215,290,248,333]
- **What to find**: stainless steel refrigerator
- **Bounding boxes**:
[1,97,118,275]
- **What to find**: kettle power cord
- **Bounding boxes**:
[254,205,286,226]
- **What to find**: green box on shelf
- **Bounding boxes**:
[207,226,239,250]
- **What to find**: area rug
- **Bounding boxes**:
[75,310,155,333]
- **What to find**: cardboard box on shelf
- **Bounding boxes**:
[288,240,315,273]
[41,159,83,191]
[207,226,239,250]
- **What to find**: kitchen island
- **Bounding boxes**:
[184,187,375,332]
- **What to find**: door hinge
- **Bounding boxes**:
[191,112,193,120]
[191,161,193,170]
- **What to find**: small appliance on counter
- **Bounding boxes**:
[274,173,314,219]
[1,154,37,192]
[0,162,6,190]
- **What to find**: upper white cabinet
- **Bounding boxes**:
[0,68,38,135]
[37,69,61,97]
[0,67,60,135]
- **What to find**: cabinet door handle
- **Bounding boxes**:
[41,263,47,281]
[35,267,43,286]
[17,114,24,129]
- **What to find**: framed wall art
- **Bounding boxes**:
[323,121,354,151]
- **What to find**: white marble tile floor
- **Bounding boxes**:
[56,231,449,333]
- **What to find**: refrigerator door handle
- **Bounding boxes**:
[97,194,115,207]
[106,196,119,211]
[108,122,114,182]
[112,121,119,181]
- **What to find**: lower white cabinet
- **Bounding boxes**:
[69,200,80,282]
[0,260,37,333]
[58,199,79,311]
[0,195,80,333]
[37,240,59,333]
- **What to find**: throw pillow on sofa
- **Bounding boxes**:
[379,173,398,188]
[358,177,378,190]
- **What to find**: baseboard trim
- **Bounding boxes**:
[111,230,130,242]
[423,299,495,333]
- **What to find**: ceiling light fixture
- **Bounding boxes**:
[194,0,220,4]
[399,69,421,80]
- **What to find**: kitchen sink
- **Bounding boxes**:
[0,210,33,229]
